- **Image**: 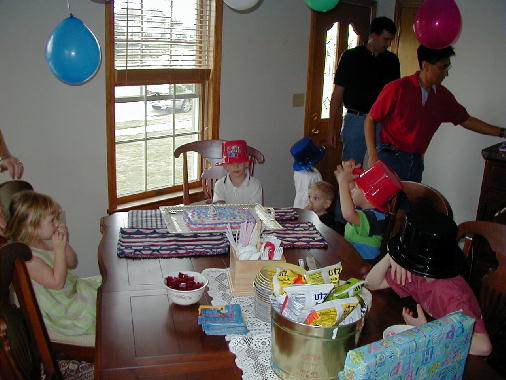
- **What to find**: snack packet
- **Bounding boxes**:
[325,278,365,301]
[272,268,303,295]
[304,297,359,327]
[304,263,343,286]
[280,284,334,323]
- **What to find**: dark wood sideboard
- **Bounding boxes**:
[472,142,506,289]
[474,142,506,377]
[477,142,506,223]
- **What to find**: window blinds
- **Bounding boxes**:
[114,0,214,70]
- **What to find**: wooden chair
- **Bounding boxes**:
[401,181,453,217]
[457,221,506,376]
[390,181,453,238]
[0,243,94,379]
[378,193,401,259]
[174,139,265,205]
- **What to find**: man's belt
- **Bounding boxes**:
[346,108,367,116]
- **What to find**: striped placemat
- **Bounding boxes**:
[266,221,328,249]
[127,207,298,229]
[120,209,326,258]
[117,228,229,259]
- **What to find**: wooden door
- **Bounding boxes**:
[304,1,375,186]
[391,0,423,77]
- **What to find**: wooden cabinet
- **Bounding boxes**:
[470,143,506,291]
[477,143,506,222]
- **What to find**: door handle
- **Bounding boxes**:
[311,128,319,136]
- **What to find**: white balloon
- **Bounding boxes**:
[223,0,260,11]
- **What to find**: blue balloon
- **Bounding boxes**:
[46,15,101,85]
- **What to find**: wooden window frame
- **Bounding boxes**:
[105,1,223,212]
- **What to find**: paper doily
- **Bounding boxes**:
[203,268,279,379]
[202,268,372,380]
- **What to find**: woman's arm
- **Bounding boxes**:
[0,130,23,179]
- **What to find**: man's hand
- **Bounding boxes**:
[327,84,344,148]
[402,304,427,326]
[0,156,24,179]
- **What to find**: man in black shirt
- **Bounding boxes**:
[327,17,400,166]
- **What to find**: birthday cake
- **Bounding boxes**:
[183,206,256,230]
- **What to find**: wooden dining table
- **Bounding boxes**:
[95,209,501,379]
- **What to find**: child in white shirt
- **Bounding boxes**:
[290,138,325,209]
[213,140,263,205]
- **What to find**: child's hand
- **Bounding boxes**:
[334,164,353,184]
[402,304,427,326]
[342,159,361,172]
[334,160,359,185]
[52,224,68,252]
[388,254,412,285]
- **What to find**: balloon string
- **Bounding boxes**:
[66,0,72,16]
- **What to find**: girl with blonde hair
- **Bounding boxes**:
[6,190,101,337]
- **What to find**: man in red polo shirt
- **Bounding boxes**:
[364,45,505,181]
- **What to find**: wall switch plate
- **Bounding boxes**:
[292,93,305,107]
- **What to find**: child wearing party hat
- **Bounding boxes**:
[334,159,401,261]
[213,140,263,205]
[290,138,325,209]
[365,210,492,356]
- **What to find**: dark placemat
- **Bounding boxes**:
[262,221,328,249]
[117,228,229,258]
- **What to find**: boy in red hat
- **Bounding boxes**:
[365,210,492,356]
[334,159,401,261]
[213,140,263,205]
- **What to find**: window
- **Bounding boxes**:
[106,0,222,211]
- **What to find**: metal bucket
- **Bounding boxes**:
[271,306,365,380]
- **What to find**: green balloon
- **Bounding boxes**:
[304,0,340,12]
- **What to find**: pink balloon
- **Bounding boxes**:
[414,0,462,49]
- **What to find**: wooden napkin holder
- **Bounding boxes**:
[229,246,285,296]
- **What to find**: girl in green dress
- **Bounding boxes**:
[6,190,101,337]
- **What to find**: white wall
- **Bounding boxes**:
[423,0,506,223]
[221,0,310,207]
[0,0,107,276]
[0,0,504,276]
